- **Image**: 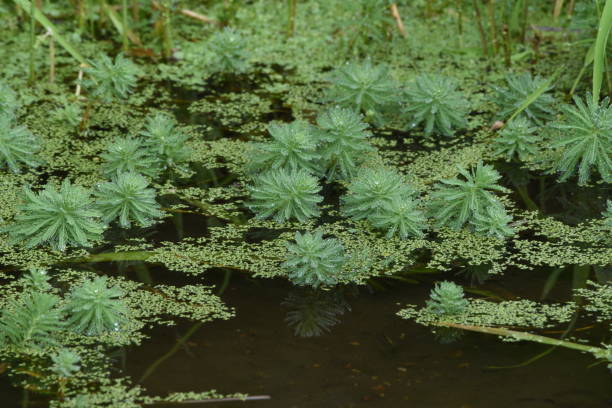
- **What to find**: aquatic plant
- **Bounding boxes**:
[0,81,17,117]
[368,196,427,239]
[100,137,162,179]
[282,289,351,337]
[470,203,514,239]
[492,117,539,162]
[603,200,612,229]
[403,74,468,137]
[65,276,128,336]
[326,60,398,125]
[95,172,164,228]
[3,180,106,251]
[246,168,322,223]
[140,113,192,172]
[426,281,469,316]
[550,95,612,185]
[316,106,374,180]
[0,291,63,348]
[342,166,414,221]
[23,268,52,292]
[51,349,81,377]
[0,114,41,173]
[247,121,321,175]
[429,161,508,230]
[83,53,140,102]
[494,73,555,124]
[203,27,250,74]
[282,230,346,288]
[52,98,82,127]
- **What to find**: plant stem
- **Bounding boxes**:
[592,0,612,102]
[287,0,297,37]
[487,0,498,55]
[455,0,463,47]
[28,0,36,85]
[472,0,489,57]
[521,0,529,43]
[121,0,129,51]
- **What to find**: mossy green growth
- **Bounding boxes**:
[2,180,106,251]
[494,73,555,124]
[492,117,539,162]
[403,74,468,137]
[282,230,346,288]
[83,53,141,102]
[426,281,469,316]
[0,114,41,173]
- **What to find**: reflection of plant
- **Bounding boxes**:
[140,113,192,172]
[326,61,398,125]
[368,196,427,239]
[247,121,321,175]
[550,95,612,185]
[494,73,555,124]
[470,203,514,239]
[316,106,373,180]
[433,326,464,344]
[51,349,81,377]
[426,281,468,316]
[95,172,163,228]
[203,28,250,74]
[282,230,346,288]
[429,161,508,230]
[282,289,351,337]
[83,54,140,102]
[457,263,492,286]
[3,180,106,251]
[492,117,539,162]
[247,169,322,223]
[100,137,162,179]
[403,75,468,137]
[65,277,128,336]
[0,291,63,348]
[0,114,41,173]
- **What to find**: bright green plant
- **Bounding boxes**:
[95,172,164,228]
[426,281,469,316]
[550,95,612,185]
[326,60,398,125]
[3,180,106,251]
[202,27,250,74]
[65,277,128,336]
[0,114,41,173]
[470,203,514,239]
[429,161,508,230]
[342,166,414,221]
[0,291,63,349]
[23,268,52,292]
[316,106,374,180]
[51,349,81,377]
[282,230,346,288]
[368,196,427,239]
[0,81,17,117]
[100,137,162,179]
[83,53,140,102]
[492,117,539,162]
[403,74,468,137]
[247,121,321,175]
[140,113,192,172]
[494,73,556,124]
[246,168,322,223]
[52,97,82,127]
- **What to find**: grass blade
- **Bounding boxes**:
[593,0,612,101]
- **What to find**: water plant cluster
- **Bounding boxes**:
[0,0,610,405]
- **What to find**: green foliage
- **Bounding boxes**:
[52,98,82,127]
[429,161,508,230]
[3,180,106,251]
[282,230,346,288]
[247,121,321,175]
[550,95,612,185]
[203,27,250,74]
[65,276,128,336]
[316,106,374,180]
[368,196,427,239]
[494,73,555,124]
[426,281,469,316]
[140,113,192,172]
[100,137,162,179]
[0,81,17,117]
[83,53,140,102]
[337,0,393,56]
[0,114,41,173]
[23,268,52,292]
[282,289,350,337]
[342,166,414,221]
[0,291,63,349]
[603,200,612,229]
[246,168,322,223]
[51,348,81,377]
[403,75,468,137]
[492,117,539,162]
[326,60,398,125]
[95,172,164,228]
[470,204,514,239]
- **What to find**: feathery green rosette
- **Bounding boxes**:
[2,180,106,251]
[247,168,322,223]
[494,73,555,124]
[426,281,469,316]
[100,137,162,179]
[83,53,140,102]
[140,113,192,173]
[51,349,81,377]
[282,231,346,288]
[316,106,374,180]
[95,172,164,228]
[0,81,18,117]
[0,114,41,173]
[204,27,250,74]
[492,117,539,162]
[470,203,514,239]
[368,196,427,239]
[403,74,468,137]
